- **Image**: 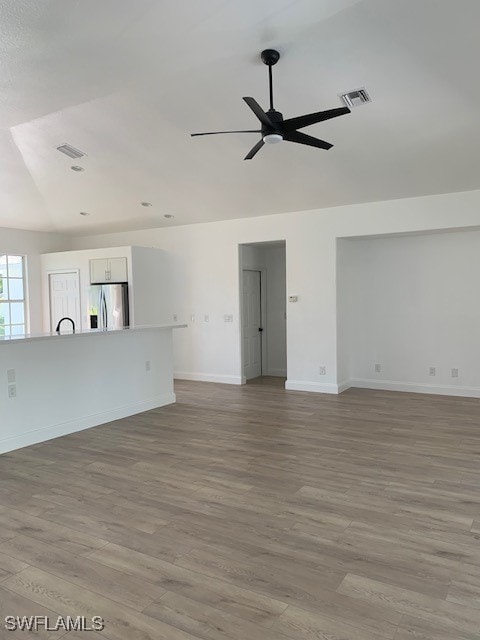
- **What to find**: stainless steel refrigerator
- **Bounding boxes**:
[88,283,129,330]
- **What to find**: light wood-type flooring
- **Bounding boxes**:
[1,377,480,639]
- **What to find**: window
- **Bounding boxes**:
[0,255,26,337]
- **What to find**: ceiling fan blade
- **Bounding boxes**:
[244,139,265,160]
[191,129,261,137]
[283,107,350,131]
[243,97,273,127]
[284,130,333,150]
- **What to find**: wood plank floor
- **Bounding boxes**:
[1,378,480,639]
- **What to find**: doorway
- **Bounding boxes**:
[49,271,81,332]
[242,269,263,380]
[239,241,287,382]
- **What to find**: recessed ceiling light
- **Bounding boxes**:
[164,214,174,219]
[71,165,84,172]
[79,211,90,216]
[141,202,152,207]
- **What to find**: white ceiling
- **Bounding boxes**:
[1,0,480,235]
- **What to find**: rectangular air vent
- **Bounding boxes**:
[340,88,371,108]
[56,144,86,159]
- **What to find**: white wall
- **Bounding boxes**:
[130,246,174,326]
[69,188,480,393]
[0,227,69,333]
[0,328,176,454]
[338,229,480,396]
[336,238,353,389]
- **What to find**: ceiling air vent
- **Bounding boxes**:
[56,144,86,159]
[340,88,371,108]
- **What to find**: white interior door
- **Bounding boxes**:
[49,272,81,332]
[242,270,262,380]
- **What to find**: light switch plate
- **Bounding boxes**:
[7,369,16,384]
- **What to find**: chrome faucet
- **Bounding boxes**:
[55,317,75,334]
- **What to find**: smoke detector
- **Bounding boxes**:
[56,144,86,159]
[339,88,371,108]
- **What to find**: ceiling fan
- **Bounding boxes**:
[191,49,351,160]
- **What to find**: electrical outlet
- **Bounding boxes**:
[145,361,151,372]
[374,363,381,373]
[173,313,178,322]
[429,367,436,376]
[8,384,16,398]
[319,366,326,375]
[7,369,15,384]
[451,368,459,378]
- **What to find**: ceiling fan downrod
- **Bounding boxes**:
[260,49,280,111]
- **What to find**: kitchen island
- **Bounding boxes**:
[0,324,186,454]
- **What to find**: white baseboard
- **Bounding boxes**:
[0,393,176,456]
[337,380,352,393]
[350,378,480,398]
[285,380,341,394]
[175,372,243,385]
[264,368,287,377]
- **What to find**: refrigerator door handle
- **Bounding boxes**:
[103,291,108,329]
[122,284,129,327]
[99,289,106,330]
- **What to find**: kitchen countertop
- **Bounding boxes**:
[0,323,187,345]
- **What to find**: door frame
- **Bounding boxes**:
[47,269,81,332]
[240,267,267,383]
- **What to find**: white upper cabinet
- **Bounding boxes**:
[90,257,128,283]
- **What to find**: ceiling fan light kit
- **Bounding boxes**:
[263,133,283,144]
[191,49,351,160]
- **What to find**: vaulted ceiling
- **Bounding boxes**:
[1,0,480,234]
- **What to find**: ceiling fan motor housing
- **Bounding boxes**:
[263,109,283,137]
